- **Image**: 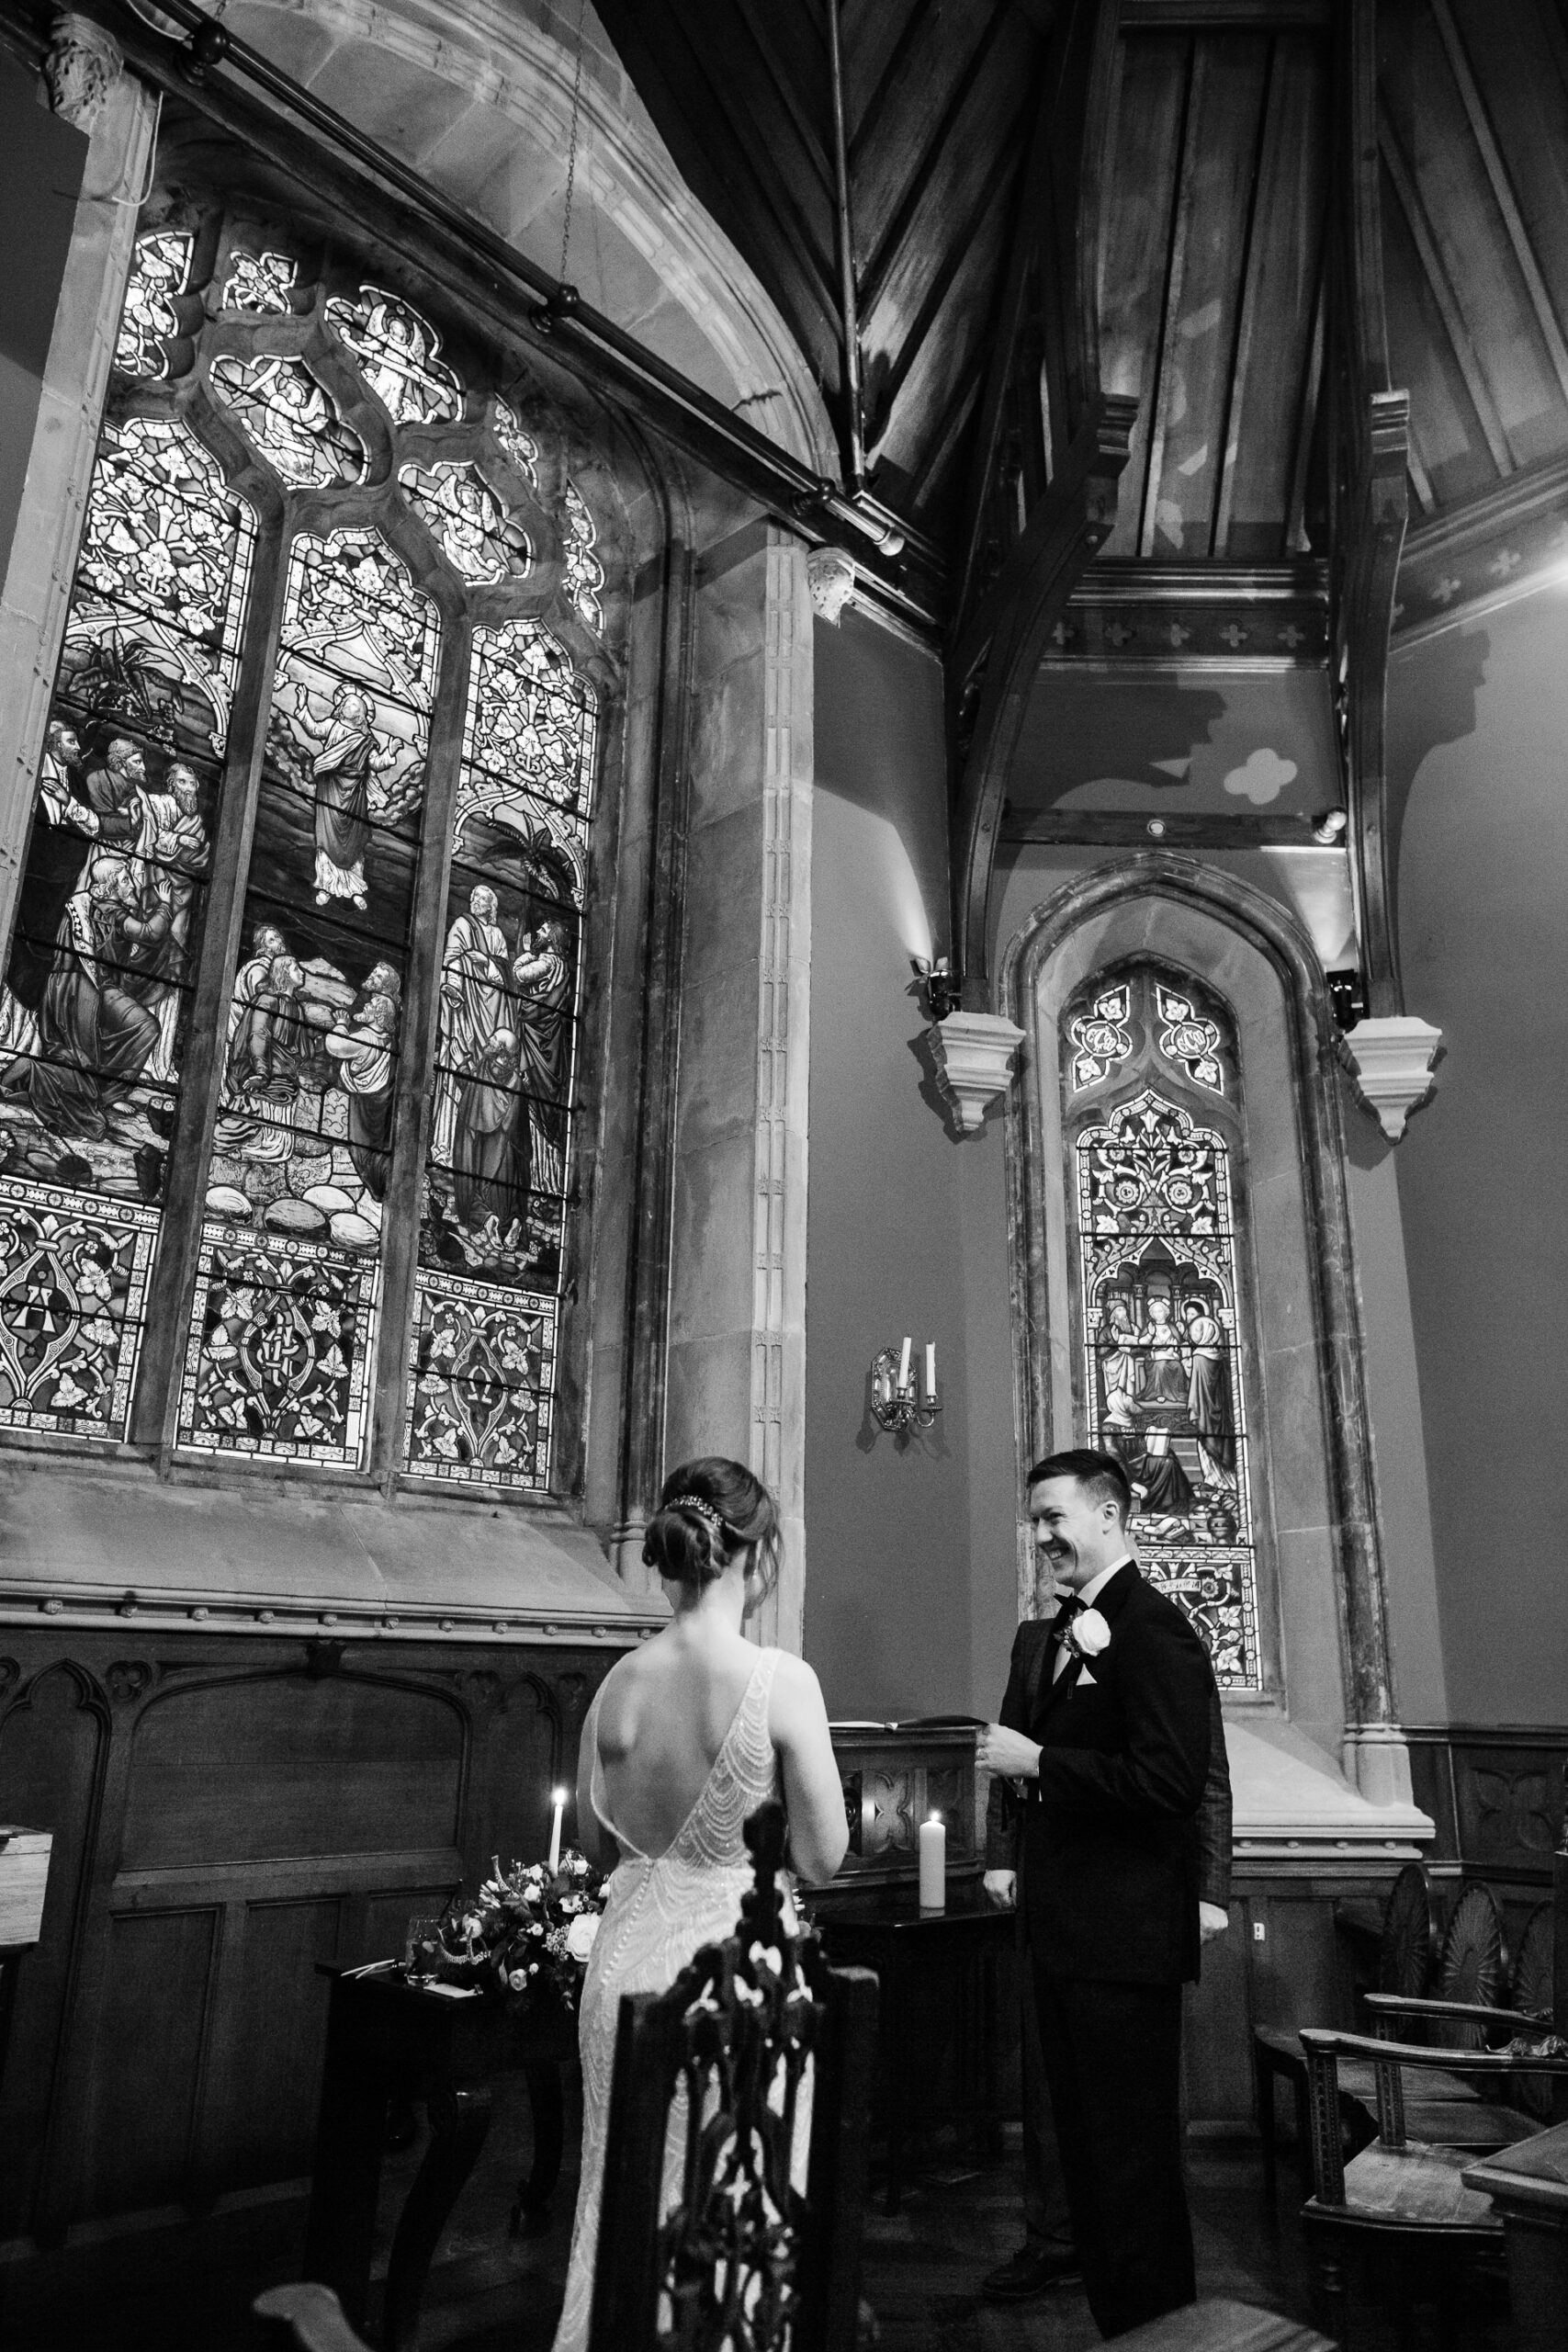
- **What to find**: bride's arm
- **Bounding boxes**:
[770,1654,850,1885]
[574,1685,615,1873]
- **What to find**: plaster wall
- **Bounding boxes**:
[1390,585,1568,1729]
[805,612,1016,1721]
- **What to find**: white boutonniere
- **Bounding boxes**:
[1065,1607,1111,1660]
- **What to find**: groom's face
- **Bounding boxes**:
[1029,1476,1122,1593]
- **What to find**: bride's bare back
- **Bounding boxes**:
[586,1621,846,1883]
[592,1626,761,1858]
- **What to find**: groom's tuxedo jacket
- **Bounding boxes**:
[985,1561,1229,1986]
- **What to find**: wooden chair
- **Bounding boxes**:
[1298,2023,1568,2347]
[1254,1863,1435,2200]
[588,1801,879,2352]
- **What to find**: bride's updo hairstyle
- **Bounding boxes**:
[642,1457,782,1600]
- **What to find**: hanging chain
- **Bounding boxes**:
[558,0,588,288]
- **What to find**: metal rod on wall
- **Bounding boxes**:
[825,0,866,494]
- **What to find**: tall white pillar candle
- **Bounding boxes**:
[898,1334,912,1392]
[919,1813,946,1909]
[924,1340,937,1400]
[548,1787,566,1873]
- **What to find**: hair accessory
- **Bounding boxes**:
[667,1493,727,1539]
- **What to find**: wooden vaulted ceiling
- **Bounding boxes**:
[593,0,1568,616]
[590,0,1051,547]
[1378,0,1568,520]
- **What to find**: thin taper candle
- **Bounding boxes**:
[924,1340,937,1400]
[548,1786,566,1873]
[898,1334,912,1392]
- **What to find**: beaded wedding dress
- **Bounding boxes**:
[551,1645,784,2352]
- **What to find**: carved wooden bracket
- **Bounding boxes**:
[951,393,1138,1005]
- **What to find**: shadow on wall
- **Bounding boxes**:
[1387,625,1491,899]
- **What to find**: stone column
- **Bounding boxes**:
[664,517,813,1651]
[0,28,154,957]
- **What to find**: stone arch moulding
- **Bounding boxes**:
[999,852,1419,1812]
[219,0,835,475]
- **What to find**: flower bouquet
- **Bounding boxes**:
[407,1851,607,2013]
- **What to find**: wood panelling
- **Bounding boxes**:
[0,1627,615,2262]
[1406,1728,1568,1891]
[85,1907,218,2218]
[1098,27,1329,564]
[119,1676,464,1869]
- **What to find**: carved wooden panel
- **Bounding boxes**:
[0,1627,616,2251]
[828,1726,979,1887]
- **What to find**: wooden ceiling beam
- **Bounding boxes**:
[1428,0,1568,412]
[1330,0,1411,1021]
[732,0,837,208]
[905,346,987,510]
[856,7,1012,322]
[848,0,940,171]
[1376,109,1513,478]
[863,119,1028,452]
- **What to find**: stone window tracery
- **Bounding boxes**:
[1062,964,1260,1687]
[0,217,608,1491]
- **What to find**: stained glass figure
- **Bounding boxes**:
[410,620,594,1487]
[0,411,254,1436]
[221,247,297,313]
[179,526,439,1467]
[115,230,194,378]
[1069,982,1133,1092]
[325,286,462,424]
[1156,984,1225,1094]
[209,355,366,488]
[398,460,530,583]
[492,401,539,487]
[562,481,604,633]
[1062,967,1260,1689]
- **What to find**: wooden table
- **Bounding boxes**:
[1463,2119,1568,2352]
[302,1965,573,2352]
[807,1875,1012,2213]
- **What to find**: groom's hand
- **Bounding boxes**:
[983,1870,1017,1908]
[977,1723,1042,1780]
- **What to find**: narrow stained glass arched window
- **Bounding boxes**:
[1062,964,1261,1688]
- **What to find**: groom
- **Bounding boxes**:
[978,1449,1222,2339]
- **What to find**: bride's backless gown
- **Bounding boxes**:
[551,1645,784,2352]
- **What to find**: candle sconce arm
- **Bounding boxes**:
[869,1344,942,1435]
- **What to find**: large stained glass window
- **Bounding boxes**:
[1062,966,1261,1688]
[0,213,608,1488]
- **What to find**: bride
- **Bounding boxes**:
[551,1457,850,2352]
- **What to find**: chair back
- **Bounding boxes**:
[588,1802,878,2352]
[1432,1883,1506,2049]
[1376,1861,1434,1998]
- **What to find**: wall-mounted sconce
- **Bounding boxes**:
[910,955,959,1022]
[870,1336,942,1435]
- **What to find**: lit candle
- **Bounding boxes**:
[548,1786,566,1874]
[898,1334,913,1393]
[919,1812,946,1910]
[924,1340,937,1401]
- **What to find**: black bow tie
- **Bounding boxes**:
[1052,1595,1085,1637]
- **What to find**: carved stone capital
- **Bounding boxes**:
[805,546,856,627]
[1338,1013,1443,1142]
[928,1011,1026,1136]
[45,11,124,130]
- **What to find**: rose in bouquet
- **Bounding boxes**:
[408,1850,607,2011]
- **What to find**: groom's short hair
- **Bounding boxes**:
[1027,1448,1133,1525]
